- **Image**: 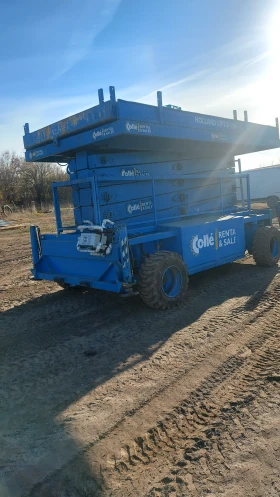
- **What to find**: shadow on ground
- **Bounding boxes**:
[0,261,278,497]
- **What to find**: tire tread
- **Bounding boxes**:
[252,226,280,267]
[138,251,188,310]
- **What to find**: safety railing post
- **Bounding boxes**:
[151,178,157,226]
[92,176,101,224]
[52,185,62,234]
[237,158,245,207]
[246,174,251,210]
[220,176,224,214]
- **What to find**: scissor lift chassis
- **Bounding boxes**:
[25,86,280,309]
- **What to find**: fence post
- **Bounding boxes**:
[31,201,37,213]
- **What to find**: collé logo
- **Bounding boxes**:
[126,122,138,132]
[125,122,152,134]
[126,200,153,215]
[191,233,216,256]
[93,126,114,140]
[191,228,237,256]
[120,167,150,177]
[211,132,227,141]
[29,149,44,159]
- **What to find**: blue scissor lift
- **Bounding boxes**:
[24,86,280,309]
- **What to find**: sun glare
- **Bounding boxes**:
[255,8,280,124]
[268,8,280,57]
[267,7,280,80]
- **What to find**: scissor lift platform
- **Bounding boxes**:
[25,86,280,309]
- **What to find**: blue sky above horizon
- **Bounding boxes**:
[0,0,280,169]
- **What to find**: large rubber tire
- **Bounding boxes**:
[267,195,279,209]
[138,251,189,310]
[2,205,12,216]
[252,226,280,267]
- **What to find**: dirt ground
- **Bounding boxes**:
[1,210,280,497]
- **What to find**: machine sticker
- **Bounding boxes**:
[29,149,44,159]
[138,123,152,134]
[219,228,237,246]
[194,115,238,130]
[211,132,227,141]
[93,126,114,140]
[120,167,150,177]
[191,228,237,256]
[81,234,92,245]
[126,122,138,132]
[126,200,153,215]
[125,122,152,134]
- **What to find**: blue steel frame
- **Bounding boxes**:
[29,167,273,295]
[24,119,280,163]
[24,84,278,298]
[52,176,100,233]
[23,86,280,163]
[29,205,272,292]
[52,172,251,235]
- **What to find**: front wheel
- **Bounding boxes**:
[138,251,189,310]
[252,226,280,267]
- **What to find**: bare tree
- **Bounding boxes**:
[0,151,68,207]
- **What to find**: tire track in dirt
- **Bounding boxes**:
[1,264,277,409]
[0,256,30,268]
[99,296,280,496]
[0,238,33,300]
[1,226,279,496]
[140,340,280,497]
[22,279,280,497]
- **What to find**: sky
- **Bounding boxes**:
[0,0,280,169]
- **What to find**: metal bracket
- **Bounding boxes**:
[98,88,105,116]
[118,225,133,283]
[157,91,164,123]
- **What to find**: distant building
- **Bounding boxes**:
[237,164,280,207]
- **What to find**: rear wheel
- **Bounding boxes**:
[267,195,279,209]
[252,226,280,266]
[138,251,189,309]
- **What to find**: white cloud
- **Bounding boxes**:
[139,70,210,103]
[2,23,280,170]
